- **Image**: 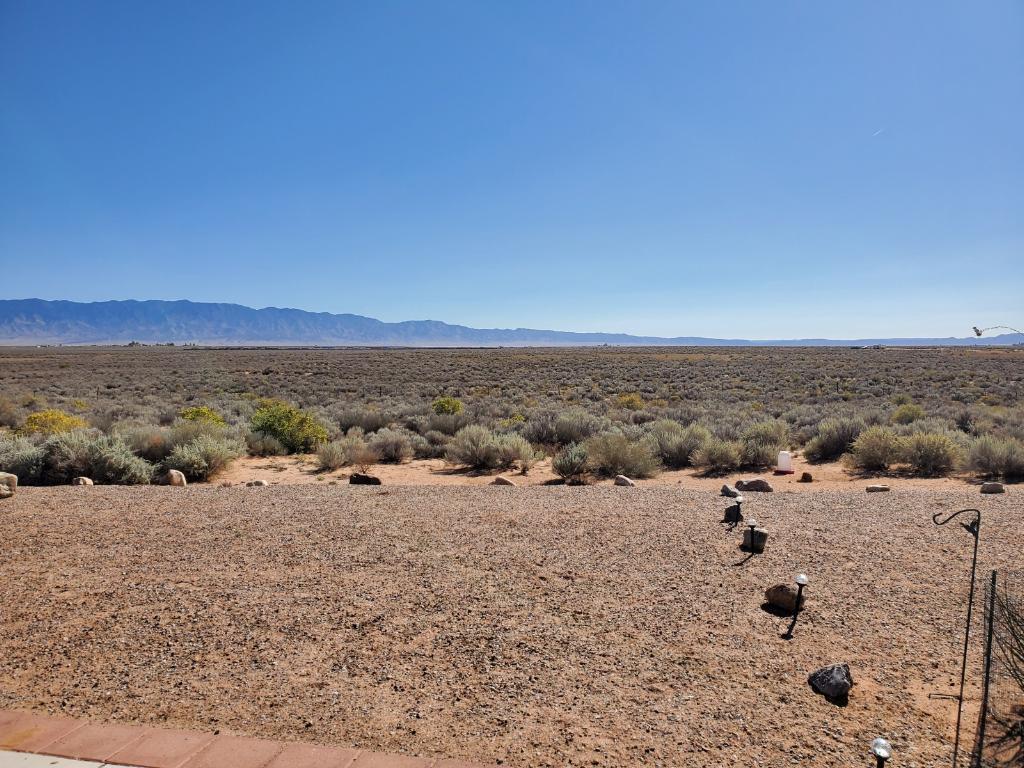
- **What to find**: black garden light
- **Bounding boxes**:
[794,572,808,614]
[870,737,893,767]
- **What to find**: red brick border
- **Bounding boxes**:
[0,709,487,768]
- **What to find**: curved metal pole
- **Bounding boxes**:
[932,508,982,768]
[972,325,1022,337]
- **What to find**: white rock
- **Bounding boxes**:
[72,477,94,486]
[614,475,636,487]
[247,479,269,487]
[166,469,187,487]
[0,471,16,497]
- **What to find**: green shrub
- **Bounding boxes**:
[494,433,540,471]
[803,417,865,462]
[316,435,378,471]
[646,420,710,468]
[246,430,287,457]
[615,392,645,411]
[250,399,328,453]
[89,439,155,484]
[0,434,45,483]
[848,426,901,471]
[165,435,244,481]
[555,409,605,445]
[552,442,589,483]
[892,403,925,425]
[121,425,173,462]
[446,425,500,469]
[966,435,1024,479]
[691,437,742,475]
[19,409,88,436]
[583,433,659,478]
[168,418,230,449]
[431,396,463,415]
[368,428,413,463]
[43,431,154,484]
[739,420,788,468]
[900,432,961,476]
[180,405,227,425]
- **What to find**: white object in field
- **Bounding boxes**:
[776,450,794,473]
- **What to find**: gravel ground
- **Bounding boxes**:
[0,486,1017,767]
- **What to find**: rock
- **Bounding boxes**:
[866,484,890,493]
[981,482,1005,494]
[350,473,382,485]
[0,485,11,499]
[798,472,813,483]
[765,584,805,613]
[0,472,17,497]
[614,475,636,487]
[723,503,743,524]
[721,484,740,498]
[491,476,516,486]
[742,526,768,553]
[166,469,187,487]
[246,480,268,487]
[736,478,773,492]
[72,477,94,486]
[808,663,854,700]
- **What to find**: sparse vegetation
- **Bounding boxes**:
[583,432,660,479]
[552,442,589,483]
[848,426,902,472]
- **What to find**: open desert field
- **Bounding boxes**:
[0,484,1016,767]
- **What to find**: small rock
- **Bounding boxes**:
[980,482,1005,494]
[350,473,382,485]
[798,472,813,483]
[765,584,805,613]
[736,478,773,492]
[72,477,94,486]
[721,484,740,498]
[743,526,769,553]
[491,476,516,486]
[866,484,890,493]
[166,469,187,487]
[614,475,636,487]
[0,472,17,497]
[808,663,853,700]
[246,480,268,487]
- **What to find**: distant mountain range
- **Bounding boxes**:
[0,299,1020,347]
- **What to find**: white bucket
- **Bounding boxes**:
[777,450,794,473]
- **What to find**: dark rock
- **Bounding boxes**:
[980,482,1004,494]
[866,484,890,493]
[736,478,773,492]
[350,473,382,485]
[765,584,805,613]
[492,476,516,486]
[809,663,853,701]
[798,472,813,483]
[721,484,740,498]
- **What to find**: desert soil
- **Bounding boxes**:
[218,454,977,493]
[0,485,1017,767]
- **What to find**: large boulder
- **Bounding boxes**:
[491,476,516,486]
[166,469,187,487]
[614,475,636,487]
[808,663,853,700]
[980,482,1005,494]
[721,484,740,498]
[0,472,16,498]
[866,484,890,493]
[72,477,94,486]
[736,478,773,492]
[765,584,805,613]
[350,473,382,486]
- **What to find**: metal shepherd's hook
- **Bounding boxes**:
[931,508,982,768]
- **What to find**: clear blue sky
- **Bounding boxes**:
[1,1,1021,339]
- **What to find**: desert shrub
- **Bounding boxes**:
[246,430,287,457]
[423,429,451,451]
[552,442,588,483]
[803,417,865,462]
[583,433,659,478]
[691,437,742,475]
[555,408,605,445]
[445,425,500,469]
[615,392,645,411]
[0,434,45,483]
[168,418,231,449]
[967,435,1024,479]
[892,403,925,425]
[646,420,710,468]
[336,407,392,434]
[424,412,471,436]
[120,424,173,463]
[408,432,436,459]
[848,426,901,471]
[43,431,154,484]
[520,409,559,444]
[368,428,413,463]
[0,397,20,429]
[740,419,788,468]
[900,432,961,476]
[494,433,540,471]
[19,409,88,436]
[165,435,244,481]
[250,399,328,453]
[432,396,463,415]
[317,438,352,470]
[180,405,226,425]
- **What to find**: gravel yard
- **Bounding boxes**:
[0,486,1017,767]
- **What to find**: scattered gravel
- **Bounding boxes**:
[0,486,1017,767]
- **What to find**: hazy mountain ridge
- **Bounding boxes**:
[0,299,1019,347]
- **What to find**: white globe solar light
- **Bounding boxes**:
[795,573,809,586]
[746,517,758,530]
[871,737,892,766]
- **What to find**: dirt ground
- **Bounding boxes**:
[0,485,1016,766]
[218,453,978,494]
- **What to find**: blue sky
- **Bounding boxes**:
[1,1,1021,339]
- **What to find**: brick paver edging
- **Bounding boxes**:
[0,710,484,768]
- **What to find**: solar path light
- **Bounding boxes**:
[794,573,808,614]
[870,737,893,767]
[742,518,767,553]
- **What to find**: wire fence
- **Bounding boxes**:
[972,569,1024,767]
